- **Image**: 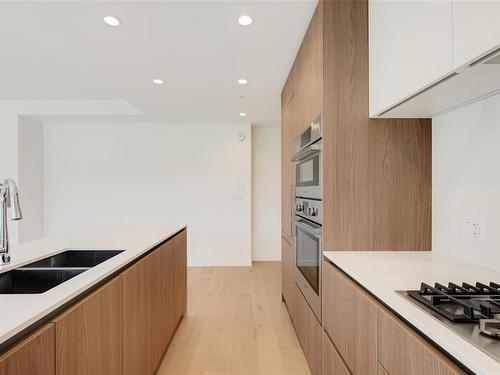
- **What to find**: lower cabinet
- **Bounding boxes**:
[123,233,185,375]
[0,229,187,375]
[122,250,162,375]
[322,260,465,375]
[173,229,187,322]
[0,324,55,375]
[377,308,463,375]
[322,331,349,375]
[292,285,322,375]
[322,260,377,375]
[54,277,123,375]
[281,235,294,309]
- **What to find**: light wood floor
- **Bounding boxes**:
[157,262,311,375]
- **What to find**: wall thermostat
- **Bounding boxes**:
[237,131,246,142]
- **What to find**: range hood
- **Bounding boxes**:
[378,47,500,118]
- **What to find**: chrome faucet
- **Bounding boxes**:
[0,179,22,265]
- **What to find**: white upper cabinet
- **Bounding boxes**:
[369,0,453,117]
[453,1,500,68]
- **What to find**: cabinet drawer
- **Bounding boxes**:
[377,308,464,375]
[293,285,321,375]
[322,260,377,375]
[322,331,350,375]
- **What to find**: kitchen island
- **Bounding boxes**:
[0,224,187,374]
[323,251,500,375]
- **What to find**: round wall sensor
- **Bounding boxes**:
[237,131,246,142]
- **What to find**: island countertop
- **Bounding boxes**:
[0,224,186,347]
[323,251,500,375]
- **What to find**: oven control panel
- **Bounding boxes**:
[295,198,322,225]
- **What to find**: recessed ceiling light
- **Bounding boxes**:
[238,15,253,26]
[153,79,164,85]
[238,78,248,85]
[239,112,247,117]
[103,16,121,27]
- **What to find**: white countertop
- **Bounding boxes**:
[323,251,500,375]
[0,224,185,346]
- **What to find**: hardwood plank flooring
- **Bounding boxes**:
[157,262,311,375]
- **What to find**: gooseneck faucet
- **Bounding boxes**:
[0,179,22,265]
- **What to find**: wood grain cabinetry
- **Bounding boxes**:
[281,235,294,309]
[322,260,466,375]
[322,331,350,375]
[173,229,187,322]
[377,308,464,375]
[322,260,377,375]
[122,230,186,375]
[0,324,55,375]
[0,229,186,375]
[281,90,296,241]
[292,285,321,375]
[54,277,123,375]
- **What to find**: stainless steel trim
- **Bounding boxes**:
[291,143,321,162]
[293,218,322,236]
[377,72,459,117]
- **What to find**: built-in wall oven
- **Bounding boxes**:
[291,116,322,321]
[292,115,321,200]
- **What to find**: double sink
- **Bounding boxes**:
[0,249,124,294]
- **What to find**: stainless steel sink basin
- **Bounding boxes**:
[0,249,124,294]
[0,268,86,294]
[24,249,124,268]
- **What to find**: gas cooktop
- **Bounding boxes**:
[400,281,500,363]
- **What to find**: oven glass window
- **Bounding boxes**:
[296,154,319,187]
[296,225,320,295]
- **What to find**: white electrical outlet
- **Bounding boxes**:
[463,217,485,243]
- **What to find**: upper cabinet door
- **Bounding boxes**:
[453,1,500,68]
[369,0,453,117]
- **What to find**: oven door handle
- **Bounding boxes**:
[291,143,321,162]
[293,218,322,236]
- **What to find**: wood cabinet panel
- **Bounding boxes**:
[322,0,431,251]
[173,229,187,322]
[281,235,295,312]
[322,260,377,375]
[377,308,464,375]
[123,252,161,375]
[296,1,323,129]
[160,238,176,348]
[281,92,296,240]
[0,324,55,375]
[54,277,122,375]
[292,285,321,375]
[322,330,350,375]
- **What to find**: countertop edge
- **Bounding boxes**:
[0,225,186,350]
[323,251,500,375]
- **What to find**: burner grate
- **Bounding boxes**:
[408,281,500,322]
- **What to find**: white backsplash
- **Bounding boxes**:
[433,92,500,272]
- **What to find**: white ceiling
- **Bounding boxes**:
[0,1,317,126]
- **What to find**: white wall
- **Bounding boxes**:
[0,99,140,244]
[251,126,281,261]
[18,116,44,242]
[43,122,252,266]
[433,92,500,271]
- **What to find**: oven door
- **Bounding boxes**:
[294,215,322,320]
[292,141,321,199]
